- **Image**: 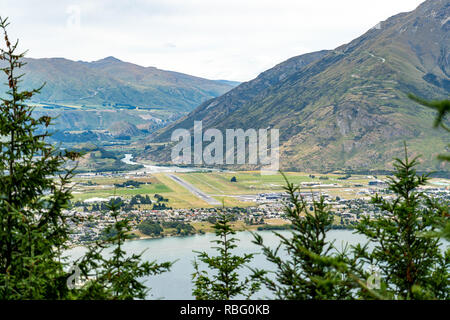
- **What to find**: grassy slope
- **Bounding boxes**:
[6,56,237,112]
[148,0,449,172]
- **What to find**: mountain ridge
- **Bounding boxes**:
[1,56,239,112]
[149,0,449,172]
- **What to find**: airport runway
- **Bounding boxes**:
[166,173,222,206]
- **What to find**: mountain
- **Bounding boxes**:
[70,142,142,173]
[8,56,238,112]
[153,49,331,140]
[108,121,141,137]
[150,0,450,172]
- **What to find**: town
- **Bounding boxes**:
[65,176,450,245]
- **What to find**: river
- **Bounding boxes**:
[65,229,372,299]
[121,153,224,173]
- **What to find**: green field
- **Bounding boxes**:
[72,174,251,208]
[72,180,171,201]
[176,171,377,195]
[71,170,448,209]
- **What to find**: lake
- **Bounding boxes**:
[65,229,372,299]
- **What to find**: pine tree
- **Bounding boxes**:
[192,213,259,299]
[0,16,80,299]
[409,94,450,241]
[251,173,354,299]
[353,144,449,299]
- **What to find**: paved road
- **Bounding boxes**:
[166,174,222,206]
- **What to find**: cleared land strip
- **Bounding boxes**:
[185,173,224,194]
[166,173,222,206]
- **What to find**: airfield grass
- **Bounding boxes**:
[154,173,253,208]
[71,183,171,201]
[71,173,256,208]
[71,171,386,208]
[176,171,378,196]
[71,174,212,208]
[152,173,213,208]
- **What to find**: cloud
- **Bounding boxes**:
[1,0,424,81]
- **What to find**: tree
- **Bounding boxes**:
[138,219,163,236]
[353,144,449,299]
[409,94,450,241]
[251,173,354,299]
[74,201,172,299]
[0,18,171,300]
[192,213,259,299]
[408,94,450,161]
[129,196,139,207]
[0,17,80,299]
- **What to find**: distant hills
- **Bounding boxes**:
[150,0,449,172]
[0,56,239,144]
[70,142,142,173]
[6,56,238,112]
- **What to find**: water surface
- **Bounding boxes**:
[66,229,370,299]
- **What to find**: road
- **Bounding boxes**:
[166,174,222,206]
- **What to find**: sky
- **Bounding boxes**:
[1,0,425,82]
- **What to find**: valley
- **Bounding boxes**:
[2,0,448,251]
[46,0,450,247]
[65,154,450,245]
[71,156,450,208]
[1,0,449,304]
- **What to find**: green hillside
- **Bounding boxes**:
[150,0,449,172]
[0,56,239,145]
[1,56,237,112]
[70,143,142,173]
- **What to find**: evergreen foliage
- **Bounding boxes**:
[0,17,171,300]
[409,94,450,241]
[353,144,449,299]
[192,213,259,300]
[74,201,172,299]
[0,16,80,299]
[250,173,354,299]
